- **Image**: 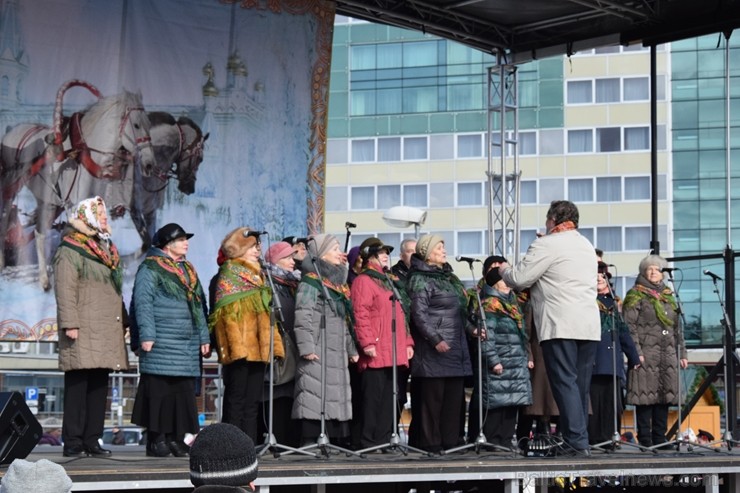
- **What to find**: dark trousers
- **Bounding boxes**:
[588,375,622,445]
[415,377,465,453]
[360,367,395,447]
[541,338,597,450]
[62,369,110,449]
[481,406,518,448]
[222,360,266,442]
[636,404,669,446]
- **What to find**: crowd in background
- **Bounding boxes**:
[51,196,689,461]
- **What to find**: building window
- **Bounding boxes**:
[596,127,621,152]
[597,226,622,251]
[350,186,375,210]
[520,229,538,253]
[596,177,621,202]
[539,129,564,155]
[378,185,401,208]
[625,226,651,251]
[458,134,483,158]
[403,137,428,160]
[595,78,620,103]
[325,186,348,212]
[457,182,483,206]
[378,137,401,162]
[403,184,428,207]
[623,77,649,101]
[624,127,650,151]
[520,131,537,155]
[580,227,595,245]
[457,231,483,255]
[624,177,651,200]
[351,139,375,162]
[539,178,564,204]
[520,181,537,204]
[430,182,454,208]
[568,178,594,202]
[567,80,592,104]
[568,129,593,153]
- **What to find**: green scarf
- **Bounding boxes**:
[59,231,122,293]
[144,255,206,329]
[209,259,272,330]
[623,283,677,328]
[301,272,359,349]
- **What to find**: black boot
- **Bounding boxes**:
[146,434,171,457]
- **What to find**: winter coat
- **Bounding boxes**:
[624,278,688,406]
[351,264,414,372]
[501,229,600,343]
[406,255,472,379]
[476,285,532,409]
[262,266,300,397]
[53,221,129,372]
[593,294,640,382]
[209,258,284,365]
[130,248,210,377]
[291,259,358,421]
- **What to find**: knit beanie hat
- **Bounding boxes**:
[0,458,73,493]
[415,234,444,260]
[482,255,507,276]
[190,423,258,487]
[638,254,666,277]
[221,227,258,260]
[265,241,294,264]
[347,246,361,268]
[307,234,339,259]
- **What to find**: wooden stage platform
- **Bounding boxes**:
[11,443,740,493]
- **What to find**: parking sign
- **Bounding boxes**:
[25,387,38,402]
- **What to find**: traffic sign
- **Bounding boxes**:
[25,387,38,402]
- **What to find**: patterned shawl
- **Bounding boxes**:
[143,254,205,328]
[58,231,122,293]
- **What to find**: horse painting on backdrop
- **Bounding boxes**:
[0,80,155,291]
[128,111,208,251]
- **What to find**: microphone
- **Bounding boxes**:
[243,230,267,237]
[703,269,723,281]
[345,222,357,228]
[455,256,480,264]
[661,267,679,273]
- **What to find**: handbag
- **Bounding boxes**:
[270,325,298,386]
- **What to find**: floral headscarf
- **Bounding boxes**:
[73,196,111,241]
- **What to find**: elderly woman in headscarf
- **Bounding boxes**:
[623,254,688,449]
[53,196,129,458]
[406,234,473,454]
[292,234,359,446]
[209,227,284,443]
[130,223,210,457]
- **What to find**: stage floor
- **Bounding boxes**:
[13,442,740,493]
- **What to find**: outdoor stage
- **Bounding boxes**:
[14,443,740,493]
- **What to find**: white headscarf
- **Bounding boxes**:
[72,196,111,241]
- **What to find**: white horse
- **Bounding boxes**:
[0,83,155,290]
[129,111,208,251]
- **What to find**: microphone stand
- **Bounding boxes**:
[704,273,738,451]
[591,274,654,454]
[257,255,317,458]
[344,223,354,252]
[444,260,511,455]
[356,262,430,456]
[281,247,362,458]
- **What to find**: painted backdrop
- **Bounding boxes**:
[0,0,332,341]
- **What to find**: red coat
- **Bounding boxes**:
[351,264,414,371]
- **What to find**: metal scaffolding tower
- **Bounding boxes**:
[486,58,521,263]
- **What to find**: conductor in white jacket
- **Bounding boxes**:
[499,200,600,455]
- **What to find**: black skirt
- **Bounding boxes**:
[131,374,199,438]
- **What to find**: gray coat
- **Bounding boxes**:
[291,259,358,421]
[624,279,688,406]
[53,221,129,372]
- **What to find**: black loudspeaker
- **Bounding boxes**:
[0,392,42,464]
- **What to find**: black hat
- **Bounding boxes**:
[597,261,612,279]
[483,255,507,275]
[485,268,503,287]
[282,236,308,247]
[189,423,258,487]
[153,223,194,248]
[359,237,393,259]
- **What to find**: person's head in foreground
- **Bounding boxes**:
[0,458,73,493]
[190,423,258,492]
